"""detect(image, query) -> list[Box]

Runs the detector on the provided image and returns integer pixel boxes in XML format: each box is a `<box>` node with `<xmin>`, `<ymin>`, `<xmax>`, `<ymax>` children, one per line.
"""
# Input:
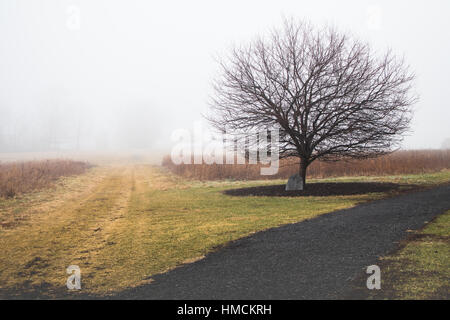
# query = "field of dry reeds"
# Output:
<box><xmin>162</xmin><ymin>150</ymin><xmax>450</xmax><ymax>181</ymax></box>
<box><xmin>0</xmin><ymin>159</ymin><xmax>91</xmax><ymax>198</ymax></box>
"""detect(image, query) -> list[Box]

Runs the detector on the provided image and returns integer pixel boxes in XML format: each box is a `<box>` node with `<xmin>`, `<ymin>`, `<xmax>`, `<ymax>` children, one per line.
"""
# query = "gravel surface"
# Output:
<box><xmin>118</xmin><ymin>184</ymin><xmax>450</xmax><ymax>299</ymax></box>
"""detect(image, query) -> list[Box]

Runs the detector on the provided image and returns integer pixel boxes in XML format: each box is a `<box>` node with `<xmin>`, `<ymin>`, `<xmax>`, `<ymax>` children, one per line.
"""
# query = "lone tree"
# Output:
<box><xmin>208</xmin><ymin>20</ymin><xmax>417</xmax><ymax>187</ymax></box>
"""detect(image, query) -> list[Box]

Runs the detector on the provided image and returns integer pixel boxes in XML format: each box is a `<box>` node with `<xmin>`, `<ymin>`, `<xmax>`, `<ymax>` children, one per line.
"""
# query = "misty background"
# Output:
<box><xmin>1</xmin><ymin>0</ymin><xmax>450</xmax><ymax>162</ymax></box>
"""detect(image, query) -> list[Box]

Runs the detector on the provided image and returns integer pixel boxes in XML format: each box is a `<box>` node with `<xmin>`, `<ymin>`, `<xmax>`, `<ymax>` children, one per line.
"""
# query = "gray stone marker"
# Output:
<box><xmin>285</xmin><ymin>173</ymin><xmax>304</xmax><ymax>191</ymax></box>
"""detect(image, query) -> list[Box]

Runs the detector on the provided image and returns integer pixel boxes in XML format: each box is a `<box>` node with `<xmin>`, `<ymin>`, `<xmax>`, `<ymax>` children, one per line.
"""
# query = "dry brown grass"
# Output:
<box><xmin>162</xmin><ymin>150</ymin><xmax>450</xmax><ymax>180</ymax></box>
<box><xmin>0</xmin><ymin>160</ymin><xmax>91</xmax><ymax>198</ymax></box>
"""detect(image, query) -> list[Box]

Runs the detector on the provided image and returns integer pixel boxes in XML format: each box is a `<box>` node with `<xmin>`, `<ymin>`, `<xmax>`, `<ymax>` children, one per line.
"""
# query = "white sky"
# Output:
<box><xmin>1</xmin><ymin>0</ymin><xmax>449</xmax><ymax>153</ymax></box>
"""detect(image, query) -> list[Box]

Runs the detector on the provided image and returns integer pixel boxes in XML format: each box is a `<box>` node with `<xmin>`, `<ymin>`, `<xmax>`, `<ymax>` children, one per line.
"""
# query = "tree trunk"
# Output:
<box><xmin>299</xmin><ymin>160</ymin><xmax>308</xmax><ymax>186</ymax></box>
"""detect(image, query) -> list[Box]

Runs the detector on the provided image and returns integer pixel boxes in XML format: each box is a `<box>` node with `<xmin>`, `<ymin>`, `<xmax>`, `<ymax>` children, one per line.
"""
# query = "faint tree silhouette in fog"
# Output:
<box><xmin>442</xmin><ymin>138</ymin><xmax>450</xmax><ymax>149</ymax></box>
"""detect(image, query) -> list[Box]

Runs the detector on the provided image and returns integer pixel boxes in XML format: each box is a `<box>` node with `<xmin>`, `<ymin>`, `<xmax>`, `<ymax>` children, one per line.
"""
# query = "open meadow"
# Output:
<box><xmin>0</xmin><ymin>153</ymin><xmax>449</xmax><ymax>298</ymax></box>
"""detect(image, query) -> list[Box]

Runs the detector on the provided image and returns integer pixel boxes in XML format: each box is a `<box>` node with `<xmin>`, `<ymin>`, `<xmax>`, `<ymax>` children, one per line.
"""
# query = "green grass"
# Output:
<box><xmin>365</xmin><ymin>210</ymin><xmax>450</xmax><ymax>299</ymax></box>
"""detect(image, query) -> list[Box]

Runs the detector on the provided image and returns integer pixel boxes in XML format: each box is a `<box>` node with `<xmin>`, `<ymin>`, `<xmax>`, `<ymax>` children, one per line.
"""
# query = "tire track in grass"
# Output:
<box><xmin>0</xmin><ymin>166</ymin><xmax>133</xmax><ymax>297</ymax></box>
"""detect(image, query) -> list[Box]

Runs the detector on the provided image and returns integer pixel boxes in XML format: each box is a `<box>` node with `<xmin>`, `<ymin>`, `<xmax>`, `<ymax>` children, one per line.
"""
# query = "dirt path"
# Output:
<box><xmin>0</xmin><ymin>166</ymin><xmax>134</xmax><ymax>296</ymax></box>
<box><xmin>117</xmin><ymin>184</ymin><xmax>450</xmax><ymax>299</ymax></box>
<box><xmin>0</xmin><ymin>164</ymin><xmax>186</xmax><ymax>297</ymax></box>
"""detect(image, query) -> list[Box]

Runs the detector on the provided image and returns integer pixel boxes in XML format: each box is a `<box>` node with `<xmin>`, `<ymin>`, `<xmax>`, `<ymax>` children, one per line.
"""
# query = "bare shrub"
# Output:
<box><xmin>162</xmin><ymin>150</ymin><xmax>450</xmax><ymax>181</ymax></box>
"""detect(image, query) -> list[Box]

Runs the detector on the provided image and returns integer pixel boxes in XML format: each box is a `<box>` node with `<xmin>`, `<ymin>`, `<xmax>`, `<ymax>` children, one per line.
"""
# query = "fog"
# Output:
<box><xmin>1</xmin><ymin>0</ymin><xmax>450</xmax><ymax>161</ymax></box>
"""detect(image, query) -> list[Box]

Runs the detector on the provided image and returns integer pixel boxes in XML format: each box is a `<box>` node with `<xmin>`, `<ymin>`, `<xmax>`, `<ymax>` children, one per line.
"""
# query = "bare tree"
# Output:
<box><xmin>207</xmin><ymin>19</ymin><xmax>417</xmax><ymax>186</ymax></box>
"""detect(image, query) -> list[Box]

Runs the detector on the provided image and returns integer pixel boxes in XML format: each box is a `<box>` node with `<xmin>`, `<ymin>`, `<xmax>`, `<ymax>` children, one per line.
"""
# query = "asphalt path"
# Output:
<box><xmin>118</xmin><ymin>184</ymin><xmax>450</xmax><ymax>299</ymax></box>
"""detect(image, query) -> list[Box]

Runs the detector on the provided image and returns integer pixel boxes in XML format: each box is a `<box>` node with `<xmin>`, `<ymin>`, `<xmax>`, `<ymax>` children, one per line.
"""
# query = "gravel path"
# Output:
<box><xmin>118</xmin><ymin>184</ymin><xmax>450</xmax><ymax>299</ymax></box>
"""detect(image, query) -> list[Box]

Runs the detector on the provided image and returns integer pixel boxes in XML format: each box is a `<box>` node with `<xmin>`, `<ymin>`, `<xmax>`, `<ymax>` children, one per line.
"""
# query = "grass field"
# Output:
<box><xmin>0</xmin><ymin>164</ymin><xmax>449</xmax><ymax>297</ymax></box>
